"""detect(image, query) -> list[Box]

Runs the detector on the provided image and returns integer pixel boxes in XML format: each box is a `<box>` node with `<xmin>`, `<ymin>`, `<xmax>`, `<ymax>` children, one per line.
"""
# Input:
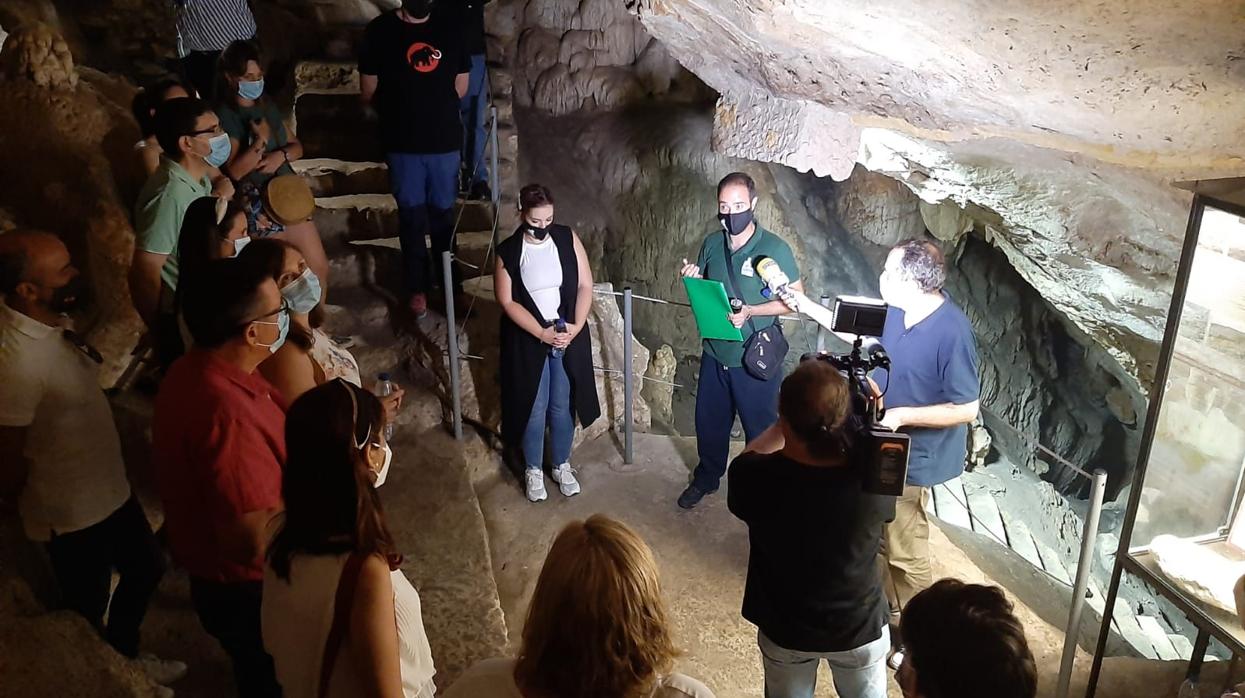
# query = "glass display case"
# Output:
<box><xmin>1088</xmin><ymin>180</ymin><xmax>1245</xmax><ymax>697</ymax></box>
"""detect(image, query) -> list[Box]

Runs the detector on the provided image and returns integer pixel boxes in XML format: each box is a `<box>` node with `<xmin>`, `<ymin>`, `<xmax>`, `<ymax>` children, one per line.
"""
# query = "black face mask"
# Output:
<box><xmin>402</xmin><ymin>0</ymin><xmax>433</xmax><ymax>18</ymax></box>
<box><xmin>524</xmin><ymin>223</ymin><xmax>549</xmax><ymax>241</ymax></box>
<box><xmin>719</xmin><ymin>209</ymin><xmax>754</xmax><ymax>237</ymax></box>
<box><xmin>46</xmin><ymin>275</ymin><xmax>90</xmax><ymax>313</ymax></box>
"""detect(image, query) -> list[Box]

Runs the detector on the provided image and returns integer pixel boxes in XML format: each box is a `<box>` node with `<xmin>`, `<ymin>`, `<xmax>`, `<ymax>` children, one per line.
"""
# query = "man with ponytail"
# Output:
<box><xmin>728</xmin><ymin>360</ymin><xmax>892</xmax><ymax>698</ymax></box>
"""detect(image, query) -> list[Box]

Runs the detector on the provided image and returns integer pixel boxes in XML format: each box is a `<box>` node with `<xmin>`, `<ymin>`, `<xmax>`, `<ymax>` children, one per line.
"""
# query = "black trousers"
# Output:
<box><xmin>45</xmin><ymin>496</ymin><xmax>164</xmax><ymax>658</ymax></box>
<box><xmin>180</xmin><ymin>50</ymin><xmax>221</xmax><ymax>101</ymax></box>
<box><xmin>190</xmin><ymin>577</ymin><xmax>282</xmax><ymax>698</ymax></box>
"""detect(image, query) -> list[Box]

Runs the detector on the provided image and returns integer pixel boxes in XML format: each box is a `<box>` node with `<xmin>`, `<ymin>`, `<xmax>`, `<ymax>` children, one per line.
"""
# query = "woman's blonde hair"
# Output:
<box><xmin>514</xmin><ymin>515</ymin><xmax>678</xmax><ymax>698</ymax></box>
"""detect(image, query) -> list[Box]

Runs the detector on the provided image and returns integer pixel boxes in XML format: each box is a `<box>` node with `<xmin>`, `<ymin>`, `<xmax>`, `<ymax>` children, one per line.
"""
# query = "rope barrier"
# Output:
<box><xmin>593</xmin><ymin>366</ymin><xmax>683</xmax><ymax>389</ymax></box>
<box><xmin>592</xmin><ymin>288</ymin><xmax>691</xmax><ymax>308</ymax></box>
<box><xmin>980</xmin><ymin>407</ymin><xmax>1095</xmax><ymax>481</ymax></box>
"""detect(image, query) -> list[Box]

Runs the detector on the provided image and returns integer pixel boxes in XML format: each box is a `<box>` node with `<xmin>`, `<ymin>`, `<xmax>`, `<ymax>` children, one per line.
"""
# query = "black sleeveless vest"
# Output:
<box><xmin>496</xmin><ymin>224</ymin><xmax>601</xmax><ymax>446</ymax></box>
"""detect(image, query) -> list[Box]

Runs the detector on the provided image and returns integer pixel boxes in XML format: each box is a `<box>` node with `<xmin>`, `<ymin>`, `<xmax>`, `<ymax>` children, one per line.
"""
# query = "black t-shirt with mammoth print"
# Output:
<box><xmin>359</xmin><ymin>10</ymin><xmax>471</xmax><ymax>154</ymax></box>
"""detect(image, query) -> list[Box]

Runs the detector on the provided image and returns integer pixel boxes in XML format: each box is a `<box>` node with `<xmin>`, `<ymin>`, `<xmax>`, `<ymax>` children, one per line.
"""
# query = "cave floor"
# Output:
<box><xmin>475</xmin><ymin>430</ymin><xmax>1242</xmax><ymax>698</ymax></box>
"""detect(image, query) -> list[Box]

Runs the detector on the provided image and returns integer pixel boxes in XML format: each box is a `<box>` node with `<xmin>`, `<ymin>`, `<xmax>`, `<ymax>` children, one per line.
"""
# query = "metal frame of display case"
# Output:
<box><xmin>1086</xmin><ymin>179</ymin><xmax>1245</xmax><ymax>696</ymax></box>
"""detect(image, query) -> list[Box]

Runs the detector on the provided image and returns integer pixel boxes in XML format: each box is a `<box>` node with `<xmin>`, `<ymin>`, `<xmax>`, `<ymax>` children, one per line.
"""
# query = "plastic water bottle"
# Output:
<box><xmin>1177</xmin><ymin>679</ymin><xmax>1197</xmax><ymax>698</ymax></box>
<box><xmin>375</xmin><ymin>373</ymin><xmax>395</xmax><ymax>441</ymax></box>
<box><xmin>550</xmin><ymin>319</ymin><xmax>568</xmax><ymax>358</ymax></box>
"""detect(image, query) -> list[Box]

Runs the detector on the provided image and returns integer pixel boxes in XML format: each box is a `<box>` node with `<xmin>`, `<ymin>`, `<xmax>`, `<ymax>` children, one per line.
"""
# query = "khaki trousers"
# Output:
<box><xmin>880</xmin><ymin>485</ymin><xmax>933</xmax><ymax>619</ymax></box>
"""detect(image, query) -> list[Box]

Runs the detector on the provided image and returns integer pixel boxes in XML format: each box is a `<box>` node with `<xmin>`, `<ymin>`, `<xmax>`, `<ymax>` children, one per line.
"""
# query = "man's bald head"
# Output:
<box><xmin>0</xmin><ymin>230</ymin><xmax>64</xmax><ymax>295</ymax></box>
<box><xmin>0</xmin><ymin>230</ymin><xmax>77</xmax><ymax>312</ymax></box>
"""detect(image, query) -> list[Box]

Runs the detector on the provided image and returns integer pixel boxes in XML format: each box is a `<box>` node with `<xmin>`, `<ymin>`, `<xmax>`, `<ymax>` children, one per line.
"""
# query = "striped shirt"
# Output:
<box><xmin>175</xmin><ymin>0</ymin><xmax>257</xmax><ymax>54</ymax></box>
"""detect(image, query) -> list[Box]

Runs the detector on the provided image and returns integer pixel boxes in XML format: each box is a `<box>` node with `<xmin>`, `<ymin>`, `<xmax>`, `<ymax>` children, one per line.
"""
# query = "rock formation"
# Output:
<box><xmin>630</xmin><ymin>0</ymin><xmax>1245</xmax><ymax>390</ymax></box>
<box><xmin>0</xmin><ymin>22</ymin><xmax>146</xmax><ymax>385</ymax></box>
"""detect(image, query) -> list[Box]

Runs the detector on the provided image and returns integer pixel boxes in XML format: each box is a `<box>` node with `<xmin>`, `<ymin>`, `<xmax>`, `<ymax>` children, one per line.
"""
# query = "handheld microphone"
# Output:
<box><xmin>753</xmin><ymin>255</ymin><xmax>789</xmax><ymax>298</ymax></box>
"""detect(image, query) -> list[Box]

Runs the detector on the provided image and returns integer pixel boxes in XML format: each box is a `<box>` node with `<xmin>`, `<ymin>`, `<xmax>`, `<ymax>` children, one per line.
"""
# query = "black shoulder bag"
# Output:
<box><xmin>721</xmin><ymin>234</ymin><xmax>788</xmax><ymax>381</ymax></box>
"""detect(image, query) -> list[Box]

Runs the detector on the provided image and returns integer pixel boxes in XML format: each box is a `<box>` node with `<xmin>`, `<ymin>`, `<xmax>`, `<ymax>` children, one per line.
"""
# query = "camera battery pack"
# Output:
<box><xmin>864</xmin><ymin>430</ymin><xmax>910</xmax><ymax>497</ymax></box>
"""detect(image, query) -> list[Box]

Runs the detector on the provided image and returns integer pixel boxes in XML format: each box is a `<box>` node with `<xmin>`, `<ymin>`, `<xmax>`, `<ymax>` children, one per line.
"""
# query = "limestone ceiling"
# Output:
<box><xmin>637</xmin><ymin>0</ymin><xmax>1245</xmax><ymax>176</ymax></box>
<box><xmin>632</xmin><ymin>0</ymin><xmax>1245</xmax><ymax>385</ymax></box>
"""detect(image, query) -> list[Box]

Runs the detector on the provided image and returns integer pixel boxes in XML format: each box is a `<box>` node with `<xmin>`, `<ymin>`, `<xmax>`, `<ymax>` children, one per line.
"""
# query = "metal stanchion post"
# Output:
<box><xmin>489</xmin><ymin>106</ymin><xmax>500</xmax><ymax>208</ymax></box>
<box><xmin>443</xmin><ymin>251</ymin><xmax>463</xmax><ymax>440</ymax></box>
<box><xmin>623</xmin><ymin>287</ymin><xmax>634</xmax><ymax>465</ymax></box>
<box><xmin>489</xmin><ymin>107</ymin><xmax>501</xmax><ymax>248</ymax></box>
<box><xmin>1056</xmin><ymin>468</ymin><xmax>1109</xmax><ymax>698</ymax></box>
<box><xmin>817</xmin><ymin>294</ymin><xmax>831</xmax><ymax>352</ymax></box>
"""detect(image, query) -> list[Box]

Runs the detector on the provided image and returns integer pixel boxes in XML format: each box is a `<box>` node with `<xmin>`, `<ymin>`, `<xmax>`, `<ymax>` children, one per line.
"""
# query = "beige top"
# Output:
<box><xmin>443</xmin><ymin>658</ymin><xmax>715</xmax><ymax>698</ymax></box>
<box><xmin>309</xmin><ymin>328</ymin><xmax>361</xmax><ymax>387</ymax></box>
<box><xmin>262</xmin><ymin>553</ymin><xmax>436</xmax><ymax>698</ymax></box>
<box><xmin>0</xmin><ymin>305</ymin><xmax>130</xmax><ymax>541</ymax></box>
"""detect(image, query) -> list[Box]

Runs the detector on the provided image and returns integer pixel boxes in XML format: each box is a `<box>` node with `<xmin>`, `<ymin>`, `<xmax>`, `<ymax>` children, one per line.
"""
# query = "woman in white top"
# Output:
<box><xmin>494</xmin><ymin>184</ymin><xmax>601</xmax><ymax>503</ymax></box>
<box><xmin>444</xmin><ymin>515</ymin><xmax>715</xmax><ymax>698</ymax></box>
<box><xmin>263</xmin><ymin>379</ymin><xmax>435</xmax><ymax>698</ymax></box>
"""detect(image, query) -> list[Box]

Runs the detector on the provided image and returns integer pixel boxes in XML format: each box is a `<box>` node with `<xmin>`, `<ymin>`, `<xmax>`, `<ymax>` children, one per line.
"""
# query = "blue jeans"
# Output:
<box><xmin>523</xmin><ymin>353</ymin><xmax>574</xmax><ymax>471</ymax></box>
<box><xmin>758</xmin><ymin>627</ymin><xmax>890</xmax><ymax>698</ymax></box>
<box><xmin>386</xmin><ymin>151</ymin><xmax>461</xmax><ymax>294</ymax></box>
<box><xmin>691</xmin><ymin>352</ymin><xmax>782</xmax><ymax>492</ymax></box>
<box><xmin>460</xmin><ymin>54</ymin><xmax>490</xmax><ymax>186</ymax></box>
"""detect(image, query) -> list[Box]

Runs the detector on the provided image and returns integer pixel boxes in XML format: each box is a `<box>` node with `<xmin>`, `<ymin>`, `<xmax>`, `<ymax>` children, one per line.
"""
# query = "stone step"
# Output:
<box><xmin>294</xmin><ymin>59</ymin><xmax>360</xmax><ymax>96</ymax></box>
<box><xmin>347</xmin><ymin>231</ymin><xmax>494</xmax><ymax>281</ymax></box>
<box><xmin>462</xmin><ymin>273</ymin><xmax>498</xmax><ymax>305</ymax></box>
<box><xmin>296</xmin><ymin>158</ymin><xmax>389</xmax><ymax>197</ymax></box>
<box><xmin>316</xmin><ymin>194</ymin><xmax>499</xmax><ymax>250</ymax></box>
<box><xmin>315</xmin><ymin>194</ymin><xmax>399</xmax><ymax>248</ymax></box>
<box><xmin>294</xmin><ymin>94</ymin><xmax>517</xmax><ymax>178</ymax></box>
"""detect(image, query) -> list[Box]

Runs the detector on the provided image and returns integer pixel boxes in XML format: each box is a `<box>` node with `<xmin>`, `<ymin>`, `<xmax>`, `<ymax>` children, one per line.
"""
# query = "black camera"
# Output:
<box><xmin>801</xmin><ymin>296</ymin><xmax>910</xmax><ymax>498</ymax></box>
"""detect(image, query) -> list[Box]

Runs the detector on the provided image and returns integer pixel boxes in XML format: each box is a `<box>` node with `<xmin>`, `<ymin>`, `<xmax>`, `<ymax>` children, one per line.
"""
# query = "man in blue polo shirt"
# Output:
<box><xmin>875</xmin><ymin>238</ymin><xmax>980</xmax><ymax>665</ymax></box>
<box><xmin>676</xmin><ymin>172</ymin><xmax>803</xmax><ymax>509</ymax></box>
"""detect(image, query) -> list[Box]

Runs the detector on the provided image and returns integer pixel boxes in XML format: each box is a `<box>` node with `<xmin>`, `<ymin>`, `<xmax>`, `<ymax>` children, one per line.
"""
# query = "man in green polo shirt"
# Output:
<box><xmin>677</xmin><ymin>172</ymin><xmax>804</xmax><ymax>509</ymax></box>
<box><xmin>129</xmin><ymin>97</ymin><xmax>233</xmax><ymax>366</ymax></box>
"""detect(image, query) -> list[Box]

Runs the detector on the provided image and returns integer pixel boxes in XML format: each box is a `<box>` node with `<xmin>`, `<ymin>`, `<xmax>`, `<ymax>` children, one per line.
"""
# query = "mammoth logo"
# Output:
<box><xmin>406</xmin><ymin>42</ymin><xmax>442</xmax><ymax>73</ymax></box>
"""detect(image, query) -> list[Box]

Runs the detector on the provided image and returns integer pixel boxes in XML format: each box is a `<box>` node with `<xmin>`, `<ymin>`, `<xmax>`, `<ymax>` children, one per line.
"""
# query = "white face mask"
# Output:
<box><xmin>232</xmin><ymin>236</ymin><xmax>251</xmax><ymax>257</ymax></box>
<box><xmin>371</xmin><ymin>442</ymin><xmax>393</xmax><ymax>487</ymax></box>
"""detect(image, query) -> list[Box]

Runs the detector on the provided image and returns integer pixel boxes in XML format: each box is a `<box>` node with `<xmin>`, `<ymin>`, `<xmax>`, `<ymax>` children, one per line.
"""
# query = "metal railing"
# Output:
<box><xmin>437</xmin><ymin>255</ymin><xmax>1106</xmax><ymax>698</ymax></box>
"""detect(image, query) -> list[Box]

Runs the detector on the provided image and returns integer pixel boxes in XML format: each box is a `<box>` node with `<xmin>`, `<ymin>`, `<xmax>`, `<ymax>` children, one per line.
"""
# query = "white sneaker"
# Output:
<box><xmin>136</xmin><ymin>654</ymin><xmax>188</xmax><ymax>685</ymax></box>
<box><xmin>525</xmin><ymin>470</ymin><xmax>548</xmax><ymax>502</ymax></box>
<box><xmin>551</xmin><ymin>463</ymin><xmax>581</xmax><ymax>497</ymax></box>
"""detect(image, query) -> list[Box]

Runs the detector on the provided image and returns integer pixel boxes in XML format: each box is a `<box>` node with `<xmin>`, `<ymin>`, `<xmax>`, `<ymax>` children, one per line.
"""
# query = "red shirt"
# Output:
<box><xmin>153</xmin><ymin>349</ymin><xmax>286</xmax><ymax>583</ymax></box>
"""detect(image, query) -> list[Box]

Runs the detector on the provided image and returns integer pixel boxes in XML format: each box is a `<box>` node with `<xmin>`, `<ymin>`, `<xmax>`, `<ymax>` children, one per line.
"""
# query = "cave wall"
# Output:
<box><xmin>0</xmin><ymin>22</ymin><xmax>149</xmax><ymax>384</ymax></box>
<box><xmin>946</xmin><ymin>236</ymin><xmax>1144</xmax><ymax>496</ymax></box>
<box><xmin>489</xmin><ymin>0</ymin><xmax>1149</xmax><ymax>492</ymax></box>
<box><xmin>630</xmin><ymin>0</ymin><xmax>1244</xmax><ymax>395</ymax></box>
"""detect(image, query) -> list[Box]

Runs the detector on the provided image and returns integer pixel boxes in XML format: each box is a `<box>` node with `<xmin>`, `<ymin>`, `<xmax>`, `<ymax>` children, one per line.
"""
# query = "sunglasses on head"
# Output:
<box><xmin>63</xmin><ymin>330</ymin><xmax>103</xmax><ymax>364</ymax></box>
<box><xmin>335</xmin><ymin>378</ymin><xmax>373</xmax><ymax>450</ymax></box>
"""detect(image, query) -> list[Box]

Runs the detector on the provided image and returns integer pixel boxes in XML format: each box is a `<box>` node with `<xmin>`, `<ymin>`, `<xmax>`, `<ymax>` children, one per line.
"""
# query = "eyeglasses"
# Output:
<box><xmin>189</xmin><ymin>125</ymin><xmax>224</xmax><ymax>138</ymax></box>
<box><xmin>63</xmin><ymin>330</ymin><xmax>103</xmax><ymax>364</ymax></box>
<box><xmin>336</xmin><ymin>378</ymin><xmax>372</xmax><ymax>450</ymax></box>
<box><xmin>243</xmin><ymin>298</ymin><xmax>291</xmax><ymax>326</ymax></box>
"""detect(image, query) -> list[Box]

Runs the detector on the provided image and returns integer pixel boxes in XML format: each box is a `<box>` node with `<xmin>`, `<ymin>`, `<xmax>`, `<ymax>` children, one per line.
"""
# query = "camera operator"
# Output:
<box><xmin>676</xmin><ymin>172</ymin><xmax>802</xmax><ymax>510</ymax></box>
<box><xmin>727</xmin><ymin>360</ymin><xmax>891</xmax><ymax>698</ymax></box>
<box><xmin>875</xmin><ymin>239</ymin><xmax>980</xmax><ymax>665</ymax></box>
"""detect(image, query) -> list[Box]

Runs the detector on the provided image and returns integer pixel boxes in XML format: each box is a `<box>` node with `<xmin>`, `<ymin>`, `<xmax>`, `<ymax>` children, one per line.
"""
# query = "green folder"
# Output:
<box><xmin>683</xmin><ymin>277</ymin><xmax>744</xmax><ymax>341</ymax></box>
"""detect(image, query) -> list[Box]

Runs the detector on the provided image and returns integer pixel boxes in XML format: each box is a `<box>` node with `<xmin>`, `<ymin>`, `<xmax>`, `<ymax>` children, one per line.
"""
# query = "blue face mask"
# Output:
<box><xmin>255</xmin><ymin>309</ymin><xmax>290</xmax><ymax>353</ymax></box>
<box><xmin>238</xmin><ymin>78</ymin><xmax>264</xmax><ymax>101</ymax></box>
<box><xmin>205</xmin><ymin>133</ymin><xmax>232</xmax><ymax>168</ymax></box>
<box><xmin>281</xmin><ymin>268</ymin><xmax>322</xmax><ymax>314</ymax></box>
